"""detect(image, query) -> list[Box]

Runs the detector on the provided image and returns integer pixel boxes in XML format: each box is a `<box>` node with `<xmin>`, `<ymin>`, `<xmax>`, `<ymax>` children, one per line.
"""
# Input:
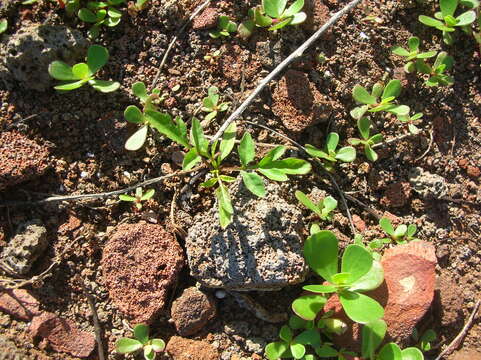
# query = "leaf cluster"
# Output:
<box><xmin>295</xmin><ymin>191</ymin><xmax>337</xmax><ymax>221</ymax></box>
<box><xmin>305</xmin><ymin>132</ymin><xmax>356</xmax><ymax>170</ymax></box>
<box><xmin>348</xmin><ymin>117</ymin><xmax>383</xmax><ymax>162</ymax></box>
<box><xmin>115</xmin><ymin>324</ymin><xmax>165</xmax><ymax>360</ymax></box>
<box><xmin>209</xmin><ymin>15</ymin><xmax>237</xmax><ymax>38</ymax></box>
<box><xmin>201</xmin><ymin>86</ymin><xmax>229</xmax><ymax>124</ymax></box>
<box><xmin>118</xmin><ymin>187</ymin><xmax>155</xmax><ymax>210</ymax></box>
<box><xmin>378</xmin><ymin>217</ymin><xmax>419</xmax><ymax>244</ymax></box>
<box><xmin>78</xmin><ymin>0</ymin><xmax>125</xmax><ymax>39</ymax></box>
<box><xmin>415</xmin><ymin>51</ymin><xmax>454</xmax><ymax>87</ymax></box>
<box><xmin>48</xmin><ymin>45</ymin><xmax>120</xmax><ymax>92</ymax></box>
<box><xmin>391</xmin><ymin>37</ymin><xmax>437</xmax><ymax>73</ymax></box>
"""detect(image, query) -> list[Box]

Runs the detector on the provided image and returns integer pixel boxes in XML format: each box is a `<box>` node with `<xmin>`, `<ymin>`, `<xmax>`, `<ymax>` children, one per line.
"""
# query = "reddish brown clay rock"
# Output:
<box><xmin>192</xmin><ymin>7</ymin><xmax>218</xmax><ymax>30</ymax></box>
<box><xmin>323</xmin><ymin>241</ymin><xmax>436</xmax><ymax>350</ymax></box>
<box><xmin>0</xmin><ymin>131</ymin><xmax>50</xmax><ymax>190</ymax></box>
<box><xmin>101</xmin><ymin>223</ymin><xmax>184</xmax><ymax>324</ymax></box>
<box><xmin>29</xmin><ymin>312</ymin><xmax>96</xmax><ymax>358</ymax></box>
<box><xmin>381</xmin><ymin>182</ymin><xmax>412</xmax><ymax>208</ymax></box>
<box><xmin>303</xmin><ymin>0</ymin><xmax>332</xmax><ymax>33</ymax></box>
<box><xmin>171</xmin><ymin>287</ymin><xmax>217</xmax><ymax>336</ymax></box>
<box><xmin>0</xmin><ymin>289</ymin><xmax>41</xmax><ymax>321</ymax></box>
<box><xmin>272</xmin><ymin>70</ymin><xmax>331</xmax><ymax>136</ymax></box>
<box><xmin>166</xmin><ymin>336</ymin><xmax>219</xmax><ymax>360</ymax></box>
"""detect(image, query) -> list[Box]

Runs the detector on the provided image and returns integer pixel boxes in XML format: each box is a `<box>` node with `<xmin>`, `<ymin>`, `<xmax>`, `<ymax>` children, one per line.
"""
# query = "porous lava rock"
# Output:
<box><xmin>185</xmin><ymin>178</ymin><xmax>307</xmax><ymax>291</ymax></box>
<box><xmin>323</xmin><ymin>241</ymin><xmax>436</xmax><ymax>351</ymax></box>
<box><xmin>166</xmin><ymin>336</ymin><xmax>219</xmax><ymax>360</ymax></box>
<box><xmin>408</xmin><ymin>167</ymin><xmax>447</xmax><ymax>198</ymax></box>
<box><xmin>0</xmin><ymin>289</ymin><xmax>41</xmax><ymax>321</ymax></box>
<box><xmin>0</xmin><ymin>131</ymin><xmax>50</xmax><ymax>191</ymax></box>
<box><xmin>381</xmin><ymin>181</ymin><xmax>412</xmax><ymax>208</ymax></box>
<box><xmin>0</xmin><ymin>220</ymin><xmax>48</xmax><ymax>276</ymax></box>
<box><xmin>29</xmin><ymin>312</ymin><xmax>96</xmax><ymax>358</ymax></box>
<box><xmin>272</xmin><ymin>70</ymin><xmax>331</xmax><ymax>136</ymax></box>
<box><xmin>191</xmin><ymin>7</ymin><xmax>218</xmax><ymax>30</ymax></box>
<box><xmin>171</xmin><ymin>287</ymin><xmax>217</xmax><ymax>336</ymax></box>
<box><xmin>101</xmin><ymin>223</ymin><xmax>184</xmax><ymax>324</ymax></box>
<box><xmin>1</xmin><ymin>24</ymin><xmax>88</xmax><ymax>90</ymax></box>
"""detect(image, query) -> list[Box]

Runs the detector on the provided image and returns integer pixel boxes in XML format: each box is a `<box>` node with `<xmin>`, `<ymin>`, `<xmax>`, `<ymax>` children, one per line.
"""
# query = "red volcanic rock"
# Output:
<box><xmin>0</xmin><ymin>289</ymin><xmax>41</xmax><ymax>321</ymax></box>
<box><xmin>29</xmin><ymin>312</ymin><xmax>96</xmax><ymax>358</ymax></box>
<box><xmin>192</xmin><ymin>7</ymin><xmax>218</xmax><ymax>30</ymax></box>
<box><xmin>381</xmin><ymin>182</ymin><xmax>412</xmax><ymax>208</ymax></box>
<box><xmin>101</xmin><ymin>223</ymin><xmax>184</xmax><ymax>324</ymax></box>
<box><xmin>166</xmin><ymin>336</ymin><xmax>219</xmax><ymax>360</ymax></box>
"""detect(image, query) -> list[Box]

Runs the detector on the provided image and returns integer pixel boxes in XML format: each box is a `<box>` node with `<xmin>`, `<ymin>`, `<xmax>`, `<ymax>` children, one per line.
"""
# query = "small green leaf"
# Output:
<box><xmin>305</xmin><ymin>144</ymin><xmax>333</xmax><ymax>162</ymax></box>
<box><xmin>358</xmin><ymin>117</ymin><xmax>371</xmax><ymax>140</ymax></box>
<box><xmin>284</xmin><ymin>0</ymin><xmax>304</xmax><ymax>17</ymax></box>
<box><xmin>349</xmin><ymin>259</ymin><xmax>384</xmax><ymax>292</ymax></box>
<box><xmin>78</xmin><ymin>7</ymin><xmax>98</xmax><ymax>22</ymax></box>
<box><xmin>315</xmin><ymin>344</ymin><xmax>339</xmax><ymax>357</ymax></box>
<box><xmin>279</xmin><ymin>325</ymin><xmax>293</xmax><ymax>342</ymax></box>
<box><xmin>294</xmin><ymin>329</ymin><xmax>320</xmax><ymax>346</ymax></box>
<box><xmin>191</xmin><ymin>118</ymin><xmax>209</xmax><ymax>156</ymax></box>
<box><xmin>339</xmin><ymin>291</ymin><xmax>384</xmax><ymax>323</ymax></box>
<box><xmin>295</xmin><ymin>191</ymin><xmax>321</xmax><ymax>216</ymax></box>
<box><xmin>331</xmin><ymin>272</ymin><xmax>351</xmax><ymax>285</ymax></box>
<box><xmin>341</xmin><ymin>244</ymin><xmax>373</xmax><ymax>284</ymax></box>
<box><xmin>261</xmin><ymin>158</ymin><xmax>311</xmax><ymax>175</ymax></box>
<box><xmin>440</xmin><ymin>0</ymin><xmax>457</xmax><ymax>18</ymax></box>
<box><xmin>289</xmin><ymin>315</ymin><xmax>307</xmax><ymax>330</ymax></box>
<box><xmin>125</xmin><ymin>125</ymin><xmax>148</xmax><ymax>151</ymax></box>
<box><xmin>0</xmin><ymin>19</ymin><xmax>8</xmax><ymax>34</ymax></box>
<box><xmin>292</xmin><ymin>294</ymin><xmax>327</xmax><ymax>321</ymax></box>
<box><xmin>87</xmin><ymin>44</ymin><xmax>109</xmax><ymax>75</ymax></box>
<box><xmin>353</xmin><ymin>85</ymin><xmax>377</xmax><ymax>105</ymax></box>
<box><xmin>418</xmin><ymin>15</ymin><xmax>444</xmax><ymax>28</ymax></box>
<box><xmin>326</xmin><ymin>132</ymin><xmax>339</xmax><ymax>153</ymax></box>
<box><xmin>362</xmin><ymin>319</ymin><xmax>387</xmax><ymax>359</ymax></box>
<box><xmin>401</xmin><ymin>347</ymin><xmax>424</xmax><ymax>360</ymax></box>
<box><xmin>269</xmin><ymin>16</ymin><xmax>294</xmax><ymax>31</ymax></box>
<box><xmin>108</xmin><ymin>7</ymin><xmax>122</xmax><ymax>18</ymax></box>
<box><xmin>182</xmin><ymin>148</ymin><xmax>202</xmax><ymax>171</ymax></box>
<box><xmin>238</xmin><ymin>132</ymin><xmax>255</xmax><ymax>167</ymax></box>
<box><xmin>146</xmin><ymin>110</ymin><xmax>189</xmax><ymax>148</ymax></box>
<box><xmin>141</xmin><ymin>189</ymin><xmax>155</xmax><ymax>201</ymax></box>
<box><xmin>89</xmin><ymin>79</ymin><xmax>120</xmax><ymax>93</ymax></box>
<box><xmin>219</xmin><ymin>122</ymin><xmax>236</xmax><ymax>161</ymax></box>
<box><xmin>335</xmin><ymin>146</ymin><xmax>356</xmax><ymax>162</ymax></box>
<box><xmin>364</xmin><ymin>144</ymin><xmax>378</xmax><ymax>162</ymax></box>
<box><xmin>378</xmin><ymin>343</ymin><xmax>402</xmax><ymax>360</ymax></box>
<box><xmin>304</xmin><ymin>230</ymin><xmax>338</xmax><ymax>282</ymax></box>
<box><xmin>255</xmin><ymin>6</ymin><xmax>273</xmax><ymax>27</ymax></box>
<box><xmin>387</xmin><ymin>105</ymin><xmax>410</xmax><ymax>117</ymax></box>
<box><xmin>380</xmin><ymin>217</ymin><xmax>395</xmax><ymax>236</ymax></box>
<box><xmin>321</xmin><ymin>196</ymin><xmax>337</xmax><ymax>215</ymax></box>
<box><xmin>265</xmin><ymin>342</ymin><xmax>289</xmax><ymax>360</ymax></box>
<box><xmin>371</xmin><ymin>83</ymin><xmax>384</xmax><ymax>98</ymax></box>
<box><xmin>258</xmin><ymin>168</ymin><xmax>288</xmax><ymax>181</ymax></box>
<box><xmin>241</xmin><ymin>171</ymin><xmax>266</xmax><ymax>197</ymax></box>
<box><xmin>216</xmin><ymin>183</ymin><xmax>233</xmax><ymax>228</ymax></box>
<box><xmin>48</xmin><ymin>61</ymin><xmax>76</xmax><ymax>81</ymax></box>
<box><xmin>124</xmin><ymin>105</ymin><xmax>144</xmax><ymax>124</ymax></box>
<box><xmin>456</xmin><ymin>10</ymin><xmax>476</xmax><ymax>25</ymax></box>
<box><xmin>144</xmin><ymin>345</ymin><xmax>155</xmax><ymax>360</ymax></box>
<box><xmin>119</xmin><ymin>194</ymin><xmax>136</xmax><ymax>201</ymax></box>
<box><xmin>132</xmin><ymin>82</ymin><xmax>148</xmax><ymax>102</ymax></box>
<box><xmin>200</xmin><ymin>178</ymin><xmax>218</xmax><ymax>188</ymax></box>
<box><xmin>133</xmin><ymin>324</ymin><xmax>149</xmax><ymax>345</ymax></box>
<box><xmin>350</xmin><ymin>105</ymin><xmax>369</xmax><ymax>120</ymax></box>
<box><xmin>151</xmin><ymin>338</ymin><xmax>165</xmax><ymax>352</ymax></box>
<box><xmin>54</xmin><ymin>79</ymin><xmax>88</xmax><ymax>91</ymax></box>
<box><xmin>381</xmin><ymin>79</ymin><xmax>401</xmax><ymax>100</ymax></box>
<box><xmin>115</xmin><ymin>338</ymin><xmax>143</xmax><ymax>354</ymax></box>
<box><xmin>263</xmin><ymin>0</ymin><xmax>287</xmax><ymax>18</ymax></box>
<box><xmin>408</xmin><ymin>36</ymin><xmax>420</xmax><ymax>52</ymax></box>
<box><xmin>302</xmin><ymin>284</ymin><xmax>337</xmax><ymax>293</ymax></box>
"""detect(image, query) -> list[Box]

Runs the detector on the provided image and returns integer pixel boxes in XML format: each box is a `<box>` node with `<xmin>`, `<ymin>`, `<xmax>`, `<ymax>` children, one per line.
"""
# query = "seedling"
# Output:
<box><xmin>115</xmin><ymin>324</ymin><xmax>165</xmax><ymax>360</ymax></box>
<box><xmin>118</xmin><ymin>187</ymin><xmax>155</xmax><ymax>210</ymax></box>
<box><xmin>209</xmin><ymin>15</ymin><xmax>237</xmax><ymax>38</ymax></box>
<box><xmin>379</xmin><ymin>217</ymin><xmax>419</xmax><ymax>244</ymax></box>
<box><xmin>124</xmin><ymin>81</ymin><xmax>167</xmax><ymax>151</ymax></box>
<box><xmin>201</xmin><ymin>86</ymin><xmax>229</xmax><ymax>124</ymax></box>
<box><xmin>77</xmin><ymin>0</ymin><xmax>125</xmax><ymax>39</ymax></box>
<box><xmin>391</xmin><ymin>37</ymin><xmax>437</xmax><ymax>73</ymax></box>
<box><xmin>412</xmin><ymin>328</ymin><xmax>437</xmax><ymax>352</ymax></box>
<box><xmin>351</xmin><ymin>80</ymin><xmax>410</xmax><ymax>120</ymax></box>
<box><xmin>48</xmin><ymin>45</ymin><xmax>120</xmax><ymax>93</ymax></box>
<box><xmin>299</xmin><ymin>230</ymin><xmax>385</xmax><ymax>324</ymax></box>
<box><xmin>254</xmin><ymin>0</ymin><xmax>307</xmax><ymax>31</ymax></box>
<box><xmin>0</xmin><ymin>19</ymin><xmax>7</xmax><ymax>34</ymax></box>
<box><xmin>305</xmin><ymin>132</ymin><xmax>356</xmax><ymax>170</ymax></box>
<box><xmin>419</xmin><ymin>0</ymin><xmax>478</xmax><ymax>45</ymax></box>
<box><xmin>348</xmin><ymin>117</ymin><xmax>383</xmax><ymax>162</ymax></box>
<box><xmin>415</xmin><ymin>51</ymin><xmax>454</xmax><ymax>87</ymax></box>
<box><xmin>398</xmin><ymin>112</ymin><xmax>423</xmax><ymax>134</ymax></box>
<box><xmin>295</xmin><ymin>190</ymin><xmax>338</xmax><ymax>221</ymax></box>
<box><xmin>204</xmin><ymin>49</ymin><xmax>222</xmax><ymax>64</ymax></box>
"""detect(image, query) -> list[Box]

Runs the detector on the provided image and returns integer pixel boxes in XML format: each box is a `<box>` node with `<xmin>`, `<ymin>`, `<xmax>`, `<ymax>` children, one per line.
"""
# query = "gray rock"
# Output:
<box><xmin>408</xmin><ymin>167</ymin><xmax>447</xmax><ymax>198</ymax></box>
<box><xmin>245</xmin><ymin>337</ymin><xmax>266</xmax><ymax>354</ymax></box>
<box><xmin>1</xmin><ymin>220</ymin><xmax>48</xmax><ymax>275</ymax></box>
<box><xmin>186</xmin><ymin>178</ymin><xmax>307</xmax><ymax>291</ymax></box>
<box><xmin>1</xmin><ymin>24</ymin><xmax>88</xmax><ymax>90</ymax></box>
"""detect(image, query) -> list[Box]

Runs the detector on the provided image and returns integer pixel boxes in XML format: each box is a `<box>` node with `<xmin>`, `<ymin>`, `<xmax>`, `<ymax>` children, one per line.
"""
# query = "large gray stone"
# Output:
<box><xmin>1</xmin><ymin>24</ymin><xmax>88</xmax><ymax>90</ymax></box>
<box><xmin>186</xmin><ymin>178</ymin><xmax>307</xmax><ymax>291</ymax></box>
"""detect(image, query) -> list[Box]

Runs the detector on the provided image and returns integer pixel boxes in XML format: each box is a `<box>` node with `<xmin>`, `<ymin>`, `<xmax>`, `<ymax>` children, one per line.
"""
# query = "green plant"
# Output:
<box><xmin>123</xmin><ymin>81</ymin><xmax>168</xmax><ymax>151</ymax></box>
<box><xmin>295</xmin><ymin>191</ymin><xmax>338</xmax><ymax>221</ymax></box>
<box><xmin>204</xmin><ymin>49</ymin><xmax>222</xmax><ymax>64</ymax></box>
<box><xmin>398</xmin><ymin>112</ymin><xmax>423</xmax><ymax>135</ymax></box>
<box><xmin>391</xmin><ymin>37</ymin><xmax>437</xmax><ymax>73</ymax></box>
<box><xmin>350</xmin><ymin>80</ymin><xmax>410</xmax><ymax>121</ymax></box>
<box><xmin>415</xmin><ymin>51</ymin><xmax>454</xmax><ymax>87</ymax></box>
<box><xmin>412</xmin><ymin>328</ymin><xmax>437</xmax><ymax>352</ymax></box>
<box><xmin>48</xmin><ymin>45</ymin><xmax>120</xmax><ymax>92</ymax></box>
<box><xmin>254</xmin><ymin>0</ymin><xmax>307</xmax><ymax>31</ymax></box>
<box><xmin>119</xmin><ymin>187</ymin><xmax>155</xmax><ymax>210</ymax></box>
<box><xmin>0</xmin><ymin>19</ymin><xmax>7</xmax><ymax>34</ymax></box>
<box><xmin>378</xmin><ymin>217</ymin><xmax>419</xmax><ymax>244</ymax></box>
<box><xmin>348</xmin><ymin>117</ymin><xmax>383</xmax><ymax>162</ymax></box>
<box><xmin>201</xmin><ymin>86</ymin><xmax>229</xmax><ymax>125</ymax></box>
<box><xmin>305</xmin><ymin>132</ymin><xmax>356</xmax><ymax>170</ymax></box>
<box><xmin>209</xmin><ymin>15</ymin><xmax>237</xmax><ymax>38</ymax></box>
<box><xmin>134</xmin><ymin>0</ymin><xmax>150</xmax><ymax>10</ymax></box>
<box><xmin>78</xmin><ymin>0</ymin><xmax>125</xmax><ymax>39</ymax></box>
<box><xmin>418</xmin><ymin>0</ymin><xmax>478</xmax><ymax>45</ymax></box>
<box><xmin>115</xmin><ymin>324</ymin><xmax>165</xmax><ymax>360</ymax></box>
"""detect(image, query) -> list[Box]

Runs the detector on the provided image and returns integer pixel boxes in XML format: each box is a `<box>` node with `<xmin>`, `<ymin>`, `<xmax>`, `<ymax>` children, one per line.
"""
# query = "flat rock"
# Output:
<box><xmin>29</xmin><ymin>312</ymin><xmax>96</xmax><ymax>358</ymax></box>
<box><xmin>191</xmin><ymin>7</ymin><xmax>218</xmax><ymax>30</ymax></box>
<box><xmin>171</xmin><ymin>287</ymin><xmax>217</xmax><ymax>336</ymax></box>
<box><xmin>101</xmin><ymin>223</ymin><xmax>184</xmax><ymax>324</ymax></box>
<box><xmin>0</xmin><ymin>132</ymin><xmax>50</xmax><ymax>191</ymax></box>
<box><xmin>166</xmin><ymin>336</ymin><xmax>218</xmax><ymax>360</ymax></box>
<box><xmin>408</xmin><ymin>167</ymin><xmax>447</xmax><ymax>199</ymax></box>
<box><xmin>1</xmin><ymin>220</ymin><xmax>48</xmax><ymax>276</ymax></box>
<box><xmin>186</xmin><ymin>178</ymin><xmax>307</xmax><ymax>291</ymax></box>
<box><xmin>272</xmin><ymin>70</ymin><xmax>331</xmax><ymax>137</ymax></box>
<box><xmin>0</xmin><ymin>289</ymin><xmax>41</xmax><ymax>321</ymax></box>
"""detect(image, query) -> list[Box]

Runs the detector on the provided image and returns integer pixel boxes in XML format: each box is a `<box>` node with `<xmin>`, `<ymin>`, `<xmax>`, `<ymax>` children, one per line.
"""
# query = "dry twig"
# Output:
<box><xmin>81</xmin><ymin>282</ymin><xmax>106</xmax><ymax>360</ymax></box>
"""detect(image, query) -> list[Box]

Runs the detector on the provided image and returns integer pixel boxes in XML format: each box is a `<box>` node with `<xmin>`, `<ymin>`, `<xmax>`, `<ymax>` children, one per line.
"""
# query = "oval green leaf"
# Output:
<box><xmin>339</xmin><ymin>291</ymin><xmax>384</xmax><ymax>323</ymax></box>
<box><xmin>292</xmin><ymin>294</ymin><xmax>327</xmax><ymax>321</ymax></box>
<box><xmin>303</xmin><ymin>230</ymin><xmax>338</xmax><ymax>282</ymax></box>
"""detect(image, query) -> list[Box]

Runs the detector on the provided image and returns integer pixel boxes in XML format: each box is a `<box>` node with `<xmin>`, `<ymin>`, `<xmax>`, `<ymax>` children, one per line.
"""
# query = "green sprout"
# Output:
<box><xmin>204</xmin><ymin>49</ymin><xmax>222</xmax><ymax>64</ymax></box>
<box><xmin>412</xmin><ymin>328</ymin><xmax>437</xmax><ymax>352</ymax></box>
<box><xmin>391</xmin><ymin>37</ymin><xmax>437</xmax><ymax>73</ymax></box>
<box><xmin>118</xmin><ymin>187</ymin><xmax>155</xmax><ymax>210</ymax></box>
<box><xmin>0</xmin><ymin>19</ymin><xmax>7</xmax><ymax>34</ymax></box>
<box><xmin>305</xmin><ymin>132</ymin><xmax>356</xmax><ymax>170</ymax></box>
<box><xmin>415</xmin><ymin>51</ymin><xmax>454</xmax><ymax>87</ymax></box>
<box><xmin>209</xmin><ymin>15</ymin><xmax>237</xmax><ymax>38</ymax></box>
<box><xmin>255</xmin><ymin>0</ymin><xmax>307</xmax><ymax>31</ymax></box>
<box><xmin>123</xmin><ymin>81</ymin><xmax>168</xmax><ymax>151</ymax></box>
<box><xmin>348</xmin><ymin>117</ymin><xmax>383</xmax><ymax>162</ymax></box>
<box><xmin>48</xmin><ymin>45</ymin><xmax>120</xmax><ymax>93</ymax></box>
<box><xmin>418</xmin><ymin>0</ymin><xmax>478</xmax><ymax>45</ymax></box>
<box><xmin>77</xmin><ymin>0</ymin><xmax>125</xmax><ymax>39</ymax></box>
<box><xmin>115</xmin><ymin>324</ymin><xmax>165</xmax><ymax>360</ymax></box>
<box><xmin>398</xmin><ymin>112</ymin><xmax>423</xmax><ymax>135</ymax></box>
<box><xmin>295</xmin><ymin>190</ymin><xmax>338</xmax><ymax>221</ymax></box>
<box><xmin>350</xmin><ymin>80</ymin><xmax>410</xmax><ymax>120</ymax></box>
<box><xmin>378</xmin><ymin>217</ymin><xmax>419</xmax><ymax>244</ymax></box>
<box><xmin>201</xmin><ymin>86</ymin><xmax>229</xmax><ymax>125</ymax></box>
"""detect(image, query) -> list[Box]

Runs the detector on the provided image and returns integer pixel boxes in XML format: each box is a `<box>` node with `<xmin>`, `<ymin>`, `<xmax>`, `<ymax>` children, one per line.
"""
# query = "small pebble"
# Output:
<box><xmin>215</xmin><ymin>290</ymin><xmax>227</xmax><ymax>299</ymax></box>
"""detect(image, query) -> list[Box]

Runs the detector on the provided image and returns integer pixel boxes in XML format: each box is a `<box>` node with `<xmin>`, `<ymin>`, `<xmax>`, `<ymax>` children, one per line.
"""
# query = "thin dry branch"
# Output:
<box><xmin>210</xmin><ymin>0</ymin><xmax>364</xmax><ymax>144</ymax></box>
